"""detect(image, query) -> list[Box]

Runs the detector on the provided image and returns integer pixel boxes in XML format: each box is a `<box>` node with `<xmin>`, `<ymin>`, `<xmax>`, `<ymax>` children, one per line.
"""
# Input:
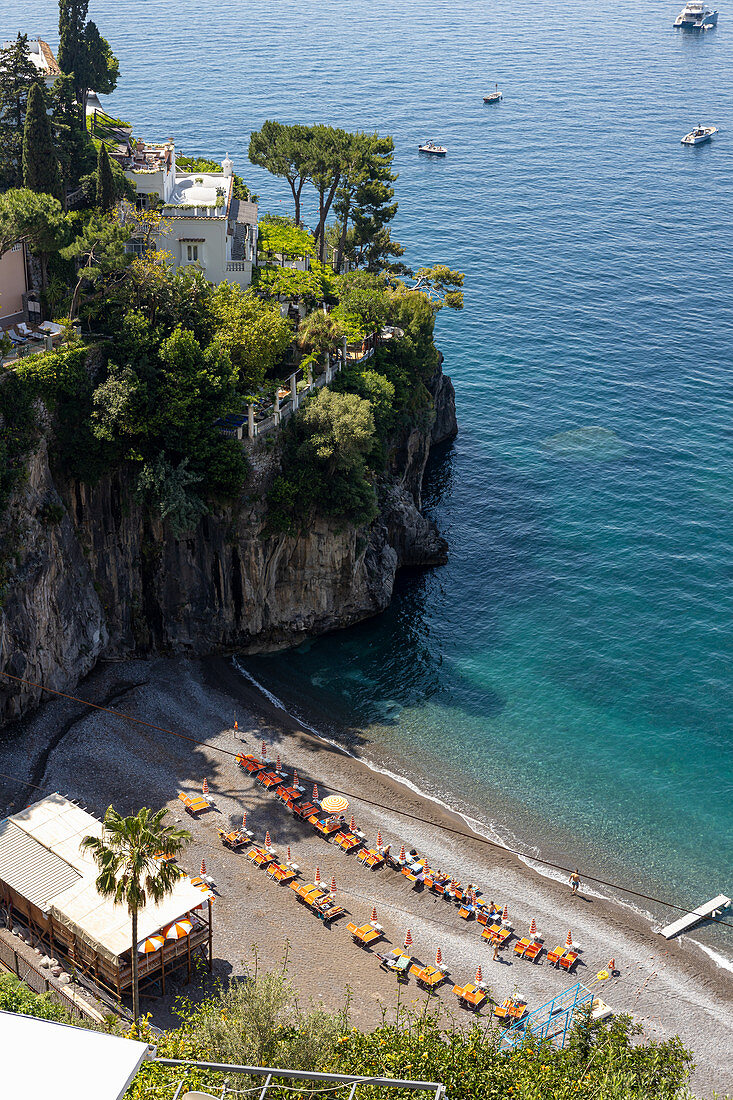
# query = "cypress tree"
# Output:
<box><xmin>22</xmin><ymin>82</ymin><xmax>63</xmax><ymax>199</ymax></box>
<box><xmin>95</xmin><ymin>142</ymin><xmax>114</xmax><ymax>211</ymax></box>
<box><xmin>0</xmin><ymin>34</ymin><xmax>44</xmax><ymax>186</ymax></box>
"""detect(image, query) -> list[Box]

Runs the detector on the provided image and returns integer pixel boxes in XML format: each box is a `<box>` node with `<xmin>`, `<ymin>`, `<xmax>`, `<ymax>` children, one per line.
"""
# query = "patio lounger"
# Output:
<box><xmin>292</xmin><ymin>801</ymin><xmax>319</xmax><ymax>819</ymax></box>
<box><xmin>548</xmin><ymin>946</ymin><xmax>566</xmax><ymax>966</ymax></box>
<box><xmin>178</xmin><ymin>793</ymin><xmax>211</xmax><ymax>816</ymax></box>
<box><xmin>559</xmin><ymin>950</ymin><xmax>579</xmax><ymax>971</ymax></box>
<box><xmin>458</xmin><ymin>904</ymin><xmax>475</xmax><ymax>920</ymax></box>
<box><xmin>477</xmin><ymin>910</ymin><xmax>489</xmax><ymax>925</ymax></box>
<box><xmin>525</xmin><ymin>941</ymin><xmax>543</xmax><ymax>962</ymax></box>
<box><xmin>453</xmin><ymin>983</ymin><xmax>486</xmax><ymax>1010</ymax></box>
<box><xmin>513</xmin><ymin>937</ymin><xmax>531</xmax><ymax>957</ymax></box>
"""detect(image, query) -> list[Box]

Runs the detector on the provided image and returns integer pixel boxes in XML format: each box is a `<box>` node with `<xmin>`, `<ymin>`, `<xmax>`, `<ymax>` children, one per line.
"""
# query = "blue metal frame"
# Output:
<box><xmin>502</xmin><ymin>982</ymin><xmax>595</xmax><ymax>1050</ymax></box>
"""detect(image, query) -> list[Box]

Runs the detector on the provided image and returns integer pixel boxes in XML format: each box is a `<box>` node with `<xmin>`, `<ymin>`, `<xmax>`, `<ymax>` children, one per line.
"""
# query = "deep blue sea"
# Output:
<box><xmin>19</xmin><ymin>0</ymin><xmax>732</xmax><ymax>962</ymax></box>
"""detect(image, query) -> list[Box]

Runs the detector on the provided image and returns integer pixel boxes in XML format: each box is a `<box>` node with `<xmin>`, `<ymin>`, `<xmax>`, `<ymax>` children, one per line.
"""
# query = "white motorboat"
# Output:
<box><xmin>483</xmin><ymin>83</ymin><xmax>503</xmax><ymax>103</ymax></box>
<box><xmin>418</xmin><ymin>141</ymin><xmax>447</xmax><ymax>156</ymax></box>
<box><xmin>673</xmin><ymin>2</ymin><xmax>718</xmax><ymax>29</ymax></box>
<box><xmin>681</xmin><ymin>125</ymin><xmax>719</xmax><ymax>144</ymax></box>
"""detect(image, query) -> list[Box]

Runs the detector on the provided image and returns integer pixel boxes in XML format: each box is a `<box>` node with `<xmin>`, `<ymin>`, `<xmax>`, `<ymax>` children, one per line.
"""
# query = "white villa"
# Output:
<box><xmin>113</xmin><ymin>141</ymin><xmax>258</xmax><ymax>288</ymax></box>
<box><xmin>0</xmin><ymin>37</ymin><xmax>60</xmax><ymax>88</ymax></box>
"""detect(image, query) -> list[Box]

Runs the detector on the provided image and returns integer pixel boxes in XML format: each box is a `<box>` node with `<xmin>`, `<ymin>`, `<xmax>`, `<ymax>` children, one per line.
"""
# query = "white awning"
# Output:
<box><xmin>0</xmin><ymin>1010</ymin><xmax>151</xmax><ymax>1100</ymax></box>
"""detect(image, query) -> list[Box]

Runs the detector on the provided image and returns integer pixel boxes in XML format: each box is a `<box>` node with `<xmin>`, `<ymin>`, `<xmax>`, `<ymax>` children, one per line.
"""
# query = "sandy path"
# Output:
<box><xmin>0</xmin><ymin>656</ymin><xmax>730</xmax><ymax>1095</ymax></box>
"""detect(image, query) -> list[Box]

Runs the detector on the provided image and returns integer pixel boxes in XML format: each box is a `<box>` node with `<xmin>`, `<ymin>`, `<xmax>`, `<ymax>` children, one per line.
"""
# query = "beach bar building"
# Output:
<box><xmin>0</xmin><ymin>793</ymin><xmax>212</xmax><ymax>1000</ymax></box>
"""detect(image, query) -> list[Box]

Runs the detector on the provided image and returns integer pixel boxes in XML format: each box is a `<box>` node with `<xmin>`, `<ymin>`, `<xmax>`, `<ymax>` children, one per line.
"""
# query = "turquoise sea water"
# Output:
<box><xmin>22</xmin><ymin>0</ymin><xmax>732</xmax><ymax>957</ymax></box>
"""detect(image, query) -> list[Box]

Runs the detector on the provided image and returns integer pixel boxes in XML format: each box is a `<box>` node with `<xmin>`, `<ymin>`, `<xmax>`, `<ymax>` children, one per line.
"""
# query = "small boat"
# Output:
<box><xmin>681</xmin><ymin>125</ymin><xmax>719</xmax><ymax>145</ymax></box>
<box><xmin>483</xmin><ymin>83</ymin><xmax>503</xmax><ymax>103</ymax></box>
<box><xmin>673</xmin><ymin>2</ymin><xmax>718</xmax><ymax>29</ymax></box>
<box><xmin>418</xmin><ymin>141</ymin><xmax>447</xmax><ymax>156</ymax></box>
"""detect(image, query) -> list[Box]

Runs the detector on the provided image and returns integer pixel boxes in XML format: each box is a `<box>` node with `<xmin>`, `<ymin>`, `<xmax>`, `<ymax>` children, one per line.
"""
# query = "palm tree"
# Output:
<box><xmin>81</xmin><ymin>805</ymin><xmax>191</xmax><ymax>1023</ymax></box>
<box><xmin>297</xmin><ymin>310</ymin><xmax>344</xmax><ymax>375</ymax></box>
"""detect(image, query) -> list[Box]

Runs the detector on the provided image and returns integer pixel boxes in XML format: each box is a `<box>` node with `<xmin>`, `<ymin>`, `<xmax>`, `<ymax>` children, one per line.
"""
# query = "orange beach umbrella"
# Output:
<box><xmin>314</xmin><ymin>866</ymin><xmax>321</xmax><ymax>885</ymax></box>
<box><xmin>436</xmin><ymin>946</ymin><xmax>443</xmax><ymax>967</ymax></box>
<box><xmin>404</xmin><ymin>928</ymin><xmax>413</xmax><ymax>949</ymax></box>
<box><xmin>200</xmin><ymin>859</ymin><xmax>206</xmax><ymax>876</ymax></box>
<box><xmin>565</xmin><ymin>930</ymin><xmax>573</xmax><ymax>947</ymax></box>
<box><xmin>164</xmin><ymin>919</ymin><xmax>192</xmax><ymax>940</ymax></box>
<box><xmin>529</xmin><ymin>917</ymin><xmax>537</xmax><ymax>936</ymax></box>
<box><xmin>371</xmin><ymin>906</ymin><xmax>378</xmax><ymax>922</ymax></box>
<box><xmin>321</xmin><ymin>795</ymin><xmax>349</xmax><ymax>816</ymax></box>
<box><xmin>350</xmin><ymin>815</ymin><xmax>356</xmax><ymax>831</ymax></box>
<box><xmin>202</xmin><ymin>777</ymin><xmax>209</xmax><ymax>795</ymax></box>
<box><xmin>376</xmin><ymin>831</ymin><xmax>383</xmax><ymax>849</ymax></box>
<box><xmin>313</xmin><ymin>783</ymin><xmax>319</xmax><ymax>801</ymax></box>
<box><xmin>475</xmin><ymin>965</ymin><xmax>483</xmax><ymax>984</ymax></box>
<box><xmin>138</xmin><ymin>934</ymin><xmax>164</xmax><ymax>954</ymax></box>
<box><xmin>330</xmin><ymin>875</ymin><xmax>337</xmax><ymax>894</ymax></box>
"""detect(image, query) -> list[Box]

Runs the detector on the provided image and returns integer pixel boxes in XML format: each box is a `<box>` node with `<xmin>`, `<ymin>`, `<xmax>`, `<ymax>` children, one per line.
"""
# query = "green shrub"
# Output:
<box><xmin>0</xmin><ymin>973</ymin><xmax>69</xmax><ymax>1023</ymax></box>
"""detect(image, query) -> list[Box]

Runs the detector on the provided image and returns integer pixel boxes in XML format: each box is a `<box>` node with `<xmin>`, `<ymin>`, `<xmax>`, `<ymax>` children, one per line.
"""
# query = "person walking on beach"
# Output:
<box><xmin>569</xmin><ymin>869</ymin><xmax>580</xmax><ymax>894</ymax></box>
<box><xmin>492</xmin><ymin>941</ymin><xmax>501</xmax><ymax>961</ymax></box>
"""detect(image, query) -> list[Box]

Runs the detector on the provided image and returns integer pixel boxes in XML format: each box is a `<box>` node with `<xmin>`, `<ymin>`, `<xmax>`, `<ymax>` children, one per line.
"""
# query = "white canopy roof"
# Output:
<box><xmin>0</xmin><ymin>794</ymin><xmax>206</xmax><ymax>963</ymax></box>
<box><xmin>0</xmin><ymin>1010</ymin><xmax>150</xmax><ymax>1100</ymax></box>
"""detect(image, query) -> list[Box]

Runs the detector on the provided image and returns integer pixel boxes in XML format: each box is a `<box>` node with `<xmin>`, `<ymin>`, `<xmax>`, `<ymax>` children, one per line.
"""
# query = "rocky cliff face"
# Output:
<box><xmin>0</xmin><ymin>363</ymin><xmax>457</xmax><ymax>725</ymax></box>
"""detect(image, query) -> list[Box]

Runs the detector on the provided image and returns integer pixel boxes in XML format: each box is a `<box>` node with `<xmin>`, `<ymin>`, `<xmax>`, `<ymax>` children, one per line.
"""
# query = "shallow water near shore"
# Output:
<box><xmin>27</xmin><ymin>0</ymin><xmax>733</xmax><ymax>961</ymax></box>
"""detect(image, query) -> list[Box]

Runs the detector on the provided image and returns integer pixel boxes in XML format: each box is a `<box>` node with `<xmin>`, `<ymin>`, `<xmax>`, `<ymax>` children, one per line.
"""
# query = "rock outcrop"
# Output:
<box><xmin>0</xmin><ymin>362</ymin><xmax>457</xmax><ymax>725</ymax></box>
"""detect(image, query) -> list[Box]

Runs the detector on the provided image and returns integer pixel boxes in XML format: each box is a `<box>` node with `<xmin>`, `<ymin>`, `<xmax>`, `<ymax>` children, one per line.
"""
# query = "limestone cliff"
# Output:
<box><xmin>0</xmin><ymin>363</ymin><xmax>456</xmax><ymax>725</ymax></box>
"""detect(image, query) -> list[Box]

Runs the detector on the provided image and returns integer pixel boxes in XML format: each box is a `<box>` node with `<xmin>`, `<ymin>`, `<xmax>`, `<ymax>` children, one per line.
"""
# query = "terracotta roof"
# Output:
<box><xmin>38</xmin><ymin>39</ymin><xmax>61</xmax><ymax>76</ymax></box>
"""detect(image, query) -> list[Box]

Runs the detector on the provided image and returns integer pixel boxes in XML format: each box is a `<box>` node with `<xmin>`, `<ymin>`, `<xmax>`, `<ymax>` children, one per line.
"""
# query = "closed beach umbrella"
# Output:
<box><xmin>314</xmin><ymin>866</ymin><xmax>321</xmax><ymax>885</ymax></box>
<box><xmin>265</xmin><ymin>831</ymin><xmax>272</xmax><ymax>848</ymax></box>
<box><xmin>164</xmin><ymin>919</ymin><xmax>192</xmax><ymax>940</ymax></box>
<box><xmin>475</xmin><ymin>965</ymin><xmax>483</xmax><ymax>984</ymax></box>
<box><xmin>242</xmin><ymin>812</ymin><xmax>247</xmax><ymax>830</ymax></box>
<box><xmin>565</xmin><ymin>930</ymin><xmax>573</xmax><ymax>947</ymax></box>
<box><xmin>287</xmin><ymin>845</ymin><xmax>292</xmax><ymax>864</ymax></box>
<box><xmin>371</xmin><ymin>906</ymin><xmax>378</xmax><ymax>922</ymax></box>
<box><xmin>501</xmin><ymin>904</ymin><xmax>509</xmax><ymax>922</ymax></box>
<box><xmin>261</xmin><ymin>740</ymin><xmax>267</xmax><ymax>760</ymax></box>
<box><xmin>399</xmin><ymin>844</ymin><xmax>406</xmax><ymax>863</ymax></box>
<box><xmin>293</xmin><ymin>769</ymin><xmax>300</xmax><ymax>787</ymax></box>
<box><xmin>276</xmin><ymin>754</ymin><xmax>282</xmax><ymax>773</ymax></box>
<box><xmin>138</xmin><ymin>934</ymin><xmax>164</xmax><ymax>954</ymax></box>
<box><xmin>608</xmin><ymin>958</ymin><xmax>616</xmax><ymax>972</ymax></box>
<box><xmin>350</xmin><ymin>815</ymin><xmax>356</xmax><ymax>831</ymax></box>
<box><xmin>313</xmin><ymin>783</ymin><xmax>319</xmax><ymax>801</ymax></box>
<box><xmin>529</xmin><ymin>917</ymin><xmax>537</xmax><ymax>936</ymax></box>
<box><xmin>377</xmin><ymin>830</ymin><xmax>383</xmax><ymax>849</ymax></box>
<box><xmin>436</xmin><ymin>946</ymin><xmax>443</xmax><ymax>967</ymax></box>
<box><xmin>321</xmin><ymin>795</ymin><xmax>349</xmax><ymax>816</ymax></box>
<box><xmin>200</xmin><ymin>859</ymin><xmax>206</xmax><ymax>876</ymax></box>
<box><xmin>330</xmin><ymin>875</ymin><xmax>337</xmax><ymax>894</ymax></box>
<box><xmin>202</xmin><ymin>777</ymin><xmax>209</xmax><ymax>795</ymax></box>
<box><xmin>404</xmin><ymin>928</ymin><xmax>413</xmax><ymax>949</ymax></box>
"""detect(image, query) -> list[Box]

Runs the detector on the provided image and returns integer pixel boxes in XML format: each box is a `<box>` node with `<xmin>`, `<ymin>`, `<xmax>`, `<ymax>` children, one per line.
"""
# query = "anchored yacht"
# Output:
<box><xmin>673</xmin><ymin>2</ymin><xmax>718</xmax><ymax>29</ymax></box>
<box><xmin>681</xmin><ymin>125</ymin><xmax>719</xmax><ymax>144</ymax></box>
<box><xmin>418</xmin><ymin>141</ymin><xmax>447</xmax><ymax>156</ymax></box>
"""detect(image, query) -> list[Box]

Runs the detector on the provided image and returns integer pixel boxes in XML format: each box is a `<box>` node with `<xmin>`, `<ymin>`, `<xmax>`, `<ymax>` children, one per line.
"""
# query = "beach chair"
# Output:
<box><xmin>266</xmin><ymin>862</ymin><xmax>296</xmax><ymax>885</ymax></box>
<box><xmin>247</xmin><ymin>846</ymin><xmax>275</xmax><ymax>868</ymax></box>
<box><xmin>276</xmin><ymin>784</ymin><xmax>300</xmax><ymax>803</ymax></box>
<box><xmin>559</xmin><ymin>950</ymin><xmax>579</xmax><ymax>971</ymax></box>
<box><xmin>547</xmin><ymin>945</ymin><xmax>566</xmax><ymax>967</ymax></box>
<box><xmin>257</xmin><ymin>770</ymin><xmax>283</xmax><ymax>789</ymax></box>
<box><xmin>333</xmin><ymin>831</ymin><xmax>362</xmax><ymax>852</ymax></box>
<box><xmin>292</xmin><ymin>801</ymin><xmax>318</xmax><ymax>819</ymax></box>
<box><xmin>453</xmin><ymin>982</ymin><xmax>486</xmax><ymax>1010</ymax></box>
<box><xmin>379</xmin><ymin>951</ymin><xmax>412</xmax><ymax>982</ymax></box>
<box><xmin>525</xmin><ymin>940</ymin><xmax>543</xmax><ymax>963</ymax></box>
<box><xmin>411</xmin><ymin>964</ymin><xmax>447</xmax><ymax>991</ymax></box>
<box><xmin>236</xmin><ymin>753</ymin><xmax>265</xmax><ymax>774</ymax></box>
<box><xmin>178</xmin><ymin>793</ymin><xmax>211</xmax><ymax>816</ymax></box>
<box><xmin>513</xmin><ymin>937</ymin><xmax>531</xmax><ymax>958</ymax></box>
<box><xmin>314</xmin><ymin>899</ymin><xmax>345</xmax><ymax>924</ymax></box>
<box><xmin>217</xmin><ymin>828</ymin><xmax>250</xmax><ymax>851</ymax></box>
<box><xmin>356</xmin><ymin>847</ymin><xmax>384</xmax><ymax>869</ymax></box>
<box><xmin>348</xmin><ymin>922</ymin><xmax>382</xmax><ymax>948</ymax></box>
<box><xmin>458</xmin><ymin>903</ymin><xmax>476</xmax><ymax>920</ymax></box>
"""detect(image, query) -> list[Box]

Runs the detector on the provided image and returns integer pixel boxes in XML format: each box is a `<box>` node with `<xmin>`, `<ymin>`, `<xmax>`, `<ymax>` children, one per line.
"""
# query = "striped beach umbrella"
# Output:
<box><xmin>276</xmin><ymin>754</ymin><xmax>282</xmax><ymax>773</ymax></box>
<box><xmin>242</xmin><ymin>812</ymin><xmax>247</xmax><ymax>830</ymax></box>
<box><xmin>371</xmin><ymin>906</ymin><xmax>377</xmax><ymax>922</ymax></box>
<box><xmin>377</xmin><ymin>831</ymin><xmax>383</xmax><ymax>849</ymax></box>
<box><xmin>265</xmin><ymin>831</ymin><xmax>272</xmax><ymax>848</ymax></box>
<box><xmin>399</xmin><ymin>844</ymin><xmax>406</xmax><ymax>862</ymax></box>
<box><xmin>200</xmin><ymin>859</ymin><xmax>206</xmax><ymax>876</ymax></box>
<box><xmin>350</xmin><ymin>815</ymin><xmax>356</xmax><ymax>831</ymax></box>
<box><xmin>287</xmin><ymin>846</ymin><xmax>292</xmax><ymax>864</ymax></box>
<box><xmin>529</xmin><ymin>917</ymin><xmax>537</xmax><ymax>936</ymax></box>
<box><xmin>501</xmin><ymin>904</ymin><xmax>509</xmax><ymax>923</ymax></box>
<box><xmin>293</xmin><ymin>770</ymin><xmax>300</xmax><ymax>787</ymax></box>
<box><xmin>608</xmin><ymin>958</ymin><xmax>616</xmax><ymax>972</ymax></box>
<box><xmin>164</xmin><ymin>919</ymin><xmax>192</xmax><ymax>940</ymax></box>
<box><xmin>475</xmin><ymin>965</ymin><xmax>483</xmax><ymax>984</ymax></box>
<box><xmin>234</xmin><ymin>716</ymin><xmax>238</xmax><ymax>731</ymax></box>
<box><xmin>261</xmin><ymin>740</ymin><xmax>267</xmax><ymax>761</ymax></box>
<box><xmin>202</xmin><ymin>777</ymin><xmax>209</xmax><ymax>795</ymax></box>
<box><xmin>436</xmin><ymin>946</ymin><xmax>443</xmax><ymax>967</ymax></box>
<box><xmin>330</xmin><ymin>875</ymin><xmax>337</xmax><ymax>895</ymax></box>
<box><xmin>322</xmin><ymin>795</ymin><xmax>349</xmax><ymax>816</ymax></box>
<box><xmin>138</xmin><ymin>934</ymin><xmax>164</xmax><ymax>954</ymax></box>
<box><xmin>313</xmin><ymin>783</ymin><xmax>319</xmax><ymax>801</ymax></box>
<box><xmin>565</xmin><ymin>930</ymin><xmax>573</xmax><ymax>947</ymax></box>
<box><xmin>404</xmin><ymin>928</ymin><xmax>413</xmax><ymax>949</ymax></box>
<box><xmin>314</xmin><ymin>866</ymin><xmax>321</xmax><ymax>885</ymax></box>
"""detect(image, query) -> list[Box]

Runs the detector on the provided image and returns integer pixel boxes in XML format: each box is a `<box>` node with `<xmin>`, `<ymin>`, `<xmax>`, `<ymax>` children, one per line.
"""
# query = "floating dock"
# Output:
<box><xmin>659</xmin><ymin>895</ymin><xmax>731</xmax><ymax>940</ymax></box>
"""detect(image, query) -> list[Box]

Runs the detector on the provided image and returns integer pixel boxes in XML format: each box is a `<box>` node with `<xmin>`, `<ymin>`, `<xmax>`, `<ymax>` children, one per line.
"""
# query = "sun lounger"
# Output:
<box><xmin>266</xmin><ymin>862</ymin><xmax>296</xmax><ymax>885</ymax></box>
<box><xmin>247</xmin><ymin>846</ymin><xmax>275</xmax><ymax>868</ymax></box>
<box><xmin>379</xmin><ymin>951</ymin><xmax>412</xmax><ymax>981</ymax></box>
<box><xmin>548</xmin><ymin>945</ymin><xmax>566</xmax><ymax>967</ymax></box>
<box><xmin>177</xmin><ymin>793</ymin><xmax>211</xmax><ymax>816</ymax></box>
<box><xmin>309</xmin><ymin>815</ymin><xmax>343</xmax><ymax>837</ymax></box>
<box><xmin>477</xmin><ymin>910</ymin><xmax>489</xmax><ymax>925</ymax></box>
<box><xmin>411</xmin><ymin>964</ymin><xmax>447</xmax><ymax>990</ymax></box>
<box><xmin>493</xmin><ymin>997</ymin><xmax>527</xmax><ymax>1022</ymax></box>
<box><xmin>236</xmin><ymin>753</ymin><xmax>265</xmax><ymax>774</ymax></box>
<box><xmin>292</xmin><ymin>801</ymin><xmax>318</xmax><ymax>819</ymax></box>
<box><xmin>525</xmin><ymin>940</ymin><xmax>543</xmax><ymax>962</ymax></box>
<box><xmin>313</xmin><ymin>899</ymin><xmax>345</xmax><ymax>923</ymax></box>
<box><xmin>458</xmin><ymin>904</ymin><xmax>476</xmax><ymax>920</ymax></box>
<box><xmin>7</xmin><ymin>328</ymin><xmax>27</xmax><ymax>344</ymax></box>
<box><xmin>333</xmin><ymin>831</ymin><xmax>363</xmax><ymax>852</ymax></box>
<box><xmin>276</xmin><ymin>784</ymin><xmax>300</xmax><ymax>803</ymax></box>
<box><xmin>513</xmin><ymin>937</ymin><xmax>531</xmax><ymax>957</ymax></box>
<box><xmin>452</xmin><ymin>982</ymin><xmax>486</xmax><ymax>1010</ymax></box>
<box><xmin>217</xmin><ymin>828</ymin><xmax>250</xmax><ymax>850</ymax></box>
<box><xmin>401</xmin><ymin>866</ymin><xmax>420</xmax><ymax>883</ymax></box>
<box><xmin>257</xmin><ymin>770</ymin><xmax>284</xmax><ymax>789</ymax></box>
<box><xmin>347</xmin><ymin>922</ymin><xmax>383</xmax><ymax>947</ymax></box>
<box><xmin>559</xmin><ymin>950</ymin><xmax>579</xmax><ymax>971</ymax></box>
<box><xmin>356</xmin><ymin>847</ymin><xmax>384</xmax><ymax>869</ymax></box>
<box><xmin>481</xmin><ymin>923</ymin><xmax>511</xmax><ymax>945</ymax></box>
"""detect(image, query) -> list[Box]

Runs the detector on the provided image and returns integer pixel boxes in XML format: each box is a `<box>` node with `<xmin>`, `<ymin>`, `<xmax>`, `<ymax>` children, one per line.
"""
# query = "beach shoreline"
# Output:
<box><xmin>0</xmin><ymin>654</ymin><xmax>730</xmax><ymax>1094</ymax></box>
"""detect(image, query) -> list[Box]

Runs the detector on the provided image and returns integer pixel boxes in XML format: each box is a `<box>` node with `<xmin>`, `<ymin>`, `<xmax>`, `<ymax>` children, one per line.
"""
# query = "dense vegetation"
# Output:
<box><xmin>0</xmin><ymin>965</ymin><xmax>696</xmax><ymax>1100</ymax></box>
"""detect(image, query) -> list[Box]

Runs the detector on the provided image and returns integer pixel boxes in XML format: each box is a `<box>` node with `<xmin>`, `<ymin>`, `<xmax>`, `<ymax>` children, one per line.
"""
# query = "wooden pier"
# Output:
<box><xmin>659</xmin><ymin>894</ymin><xmax>731</xmax><ymax>940</ymax></box>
